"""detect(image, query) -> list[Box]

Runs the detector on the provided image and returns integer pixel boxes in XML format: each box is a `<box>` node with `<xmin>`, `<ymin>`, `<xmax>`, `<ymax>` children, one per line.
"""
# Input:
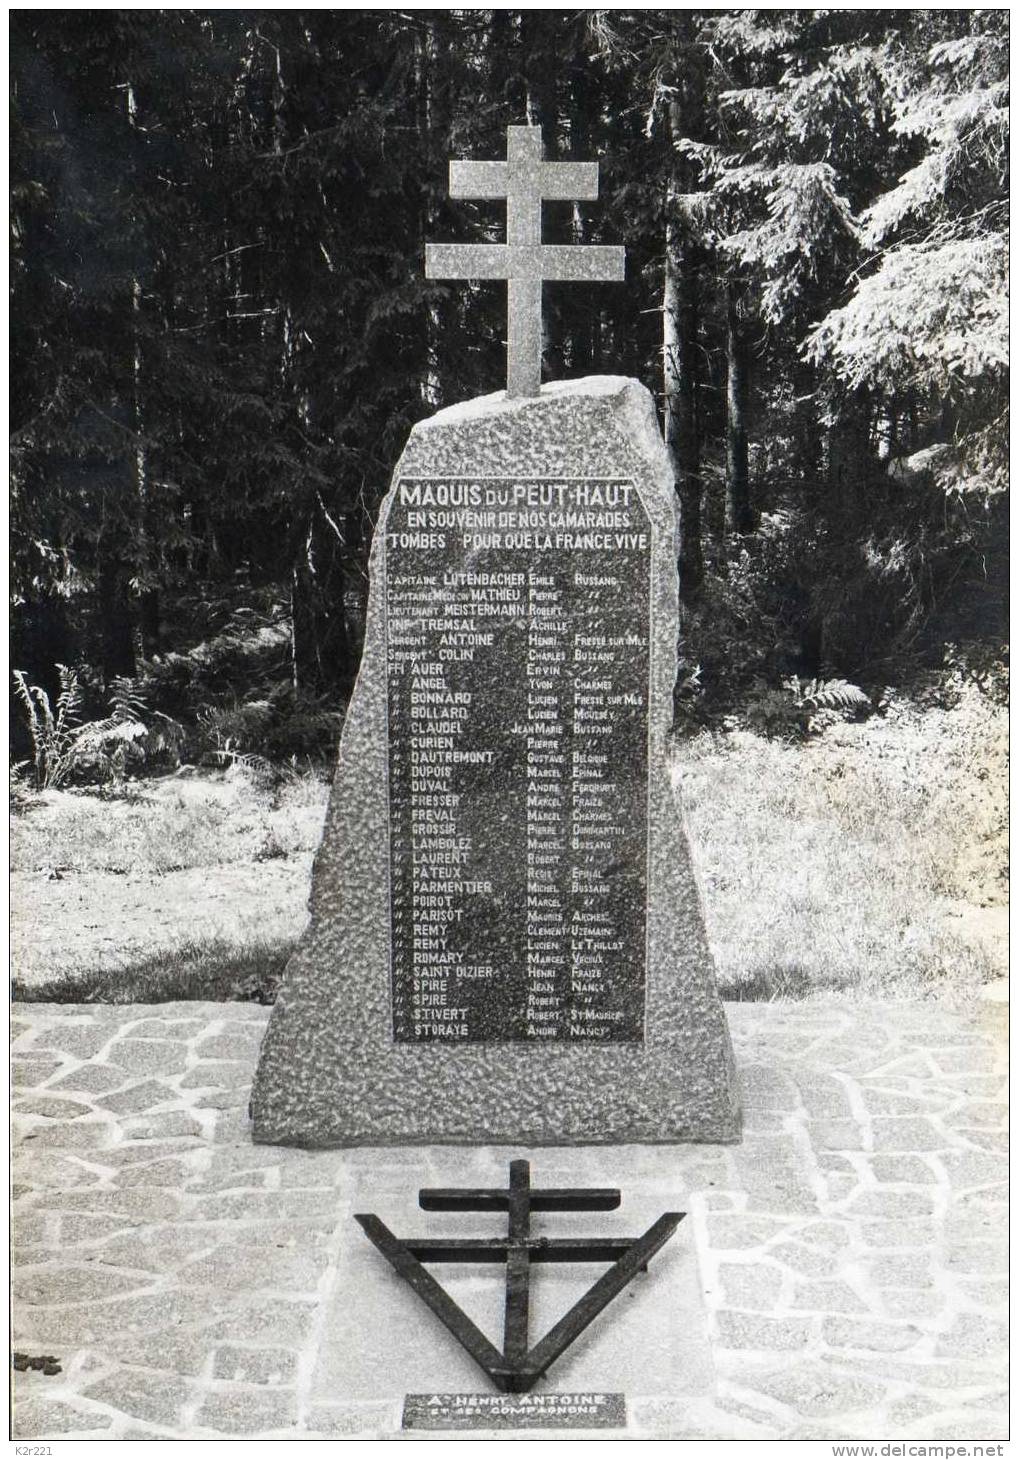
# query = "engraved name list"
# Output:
<box><xmin>384</xmin><ymin>477</ymin><xmax>651</xmax><ymax>1044</ymax></box>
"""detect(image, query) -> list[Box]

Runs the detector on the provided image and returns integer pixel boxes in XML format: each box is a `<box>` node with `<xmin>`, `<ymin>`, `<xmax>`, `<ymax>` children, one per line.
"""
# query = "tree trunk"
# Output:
<box><xmin>664</xmin><ymin>99</ymin><xmax>702</xmax><ymax>601</ymax></box>
<box><xmin>522</xmin><ymin>11</ymin><xmax>563</xmax><ymax>380</ymax></box>
<box><xmin>522</xmin><ymin>11</ymin><xmax>558</xmax><ymax>140</ymax></box>
<box><xmin>827</xmin><ymin>390</ymin><xmax>873</xmax><ymax>516</ymax></box>
<box><xmin>568</xmin><ymin>47</ymin><xmax>600</xmax><ymax>377</ymax></box>
<box><xmin>800</xmin><ymin>611</ymin><xmax>825</xmax><ymax>678</ymax></box>
<box><xmin>135</xmin><ymin>302</ymin><xmax>161</xmax><ymax>660</ymax></box>
<box><xmin>139</xmin><ymin>581</ymin><xmax>160</xmax><ymax>659</ymax></box>
<box><xmin>127</xmin><ymin>74</ymin><xmax>160</xmax><ymax>660</ymax></box>
<box><xmin>724</xmin><ymin>278</ymin><xmax>753</xmax><ymax>538</ymax></box>
<box><xmin>133</xmin><ymin>327</ymin><xmax>161</xmax><ymax>658</ymax></box>
<box><xmin>97</xmin><ymin>534</ymin><xmax>137</xmax><ymax>683</ymax></box>
<box><xmin>416</xmin><ymin>15</ymin><xmax>442</xmax><ymax>409</ymax></box>
<box><xmin>290</xmin><ymin>505</ymin><xmax>354</xmax><ymax>699</ymax></box>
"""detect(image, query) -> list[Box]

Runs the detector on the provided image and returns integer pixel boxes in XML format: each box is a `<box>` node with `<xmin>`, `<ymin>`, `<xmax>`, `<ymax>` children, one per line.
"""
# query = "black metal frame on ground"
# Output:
<box><xmin>354</xmin><ymin>1158</ymin><xmax>684</xmax><ymax>1393</ymax></box>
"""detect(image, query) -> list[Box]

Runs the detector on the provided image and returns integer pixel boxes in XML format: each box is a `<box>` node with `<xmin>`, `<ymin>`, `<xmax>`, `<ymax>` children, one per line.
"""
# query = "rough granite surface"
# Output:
<box><xmin>251</xmin><ymin>377</ymin><xmax>740</xmax><ymax>1146</ymax></box>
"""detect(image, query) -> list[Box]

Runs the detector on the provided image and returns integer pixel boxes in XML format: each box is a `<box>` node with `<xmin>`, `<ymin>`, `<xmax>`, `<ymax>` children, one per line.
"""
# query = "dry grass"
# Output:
<box><xmin>11</xmin><ymin>935</ymin><xmax>290</xmax><ymax>1005</ymax></box>
<box><xmin>10</xmin><ymin>764</ymin><xmax>327</xmax><ymax>875</ymax></box>
<box><xmin>675</xmin><ymin>685</ymin><xmax>1007</xmax><ymax>1001</ymax></box>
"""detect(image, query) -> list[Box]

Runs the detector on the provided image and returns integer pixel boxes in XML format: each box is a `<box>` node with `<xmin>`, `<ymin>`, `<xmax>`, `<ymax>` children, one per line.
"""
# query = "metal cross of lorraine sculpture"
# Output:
<box><xmin>425</xmin><ymin>125</ymin><xmax>625</xmax><ymax>399</ymax></box>
<box><xmin>355</xmin><ymin>1159</ymin><xmax>683</xmax><ymax>1393</ymax></box>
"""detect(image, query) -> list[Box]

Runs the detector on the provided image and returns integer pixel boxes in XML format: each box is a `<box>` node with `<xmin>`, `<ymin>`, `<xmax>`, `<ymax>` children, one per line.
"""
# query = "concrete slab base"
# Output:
<box><xmin>317</xmin><ymin>1146</ymin><xmax>713</xmax><ymax>1403</ymax></box>
<box><xmin>11</xmin><ymin>997</ymin><xmax>1008</xmax><ymax>1441</ymax></box>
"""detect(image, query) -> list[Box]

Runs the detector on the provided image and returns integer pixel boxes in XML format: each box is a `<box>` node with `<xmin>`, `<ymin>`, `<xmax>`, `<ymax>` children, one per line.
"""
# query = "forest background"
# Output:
<box><xmin>9</xmin><ymin>9</ymin><xmax>1008</xmax><ymax>1002</ymax></box>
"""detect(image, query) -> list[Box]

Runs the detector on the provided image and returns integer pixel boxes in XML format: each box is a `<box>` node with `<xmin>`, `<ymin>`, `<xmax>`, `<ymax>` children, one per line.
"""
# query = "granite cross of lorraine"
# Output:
<box><xmin>425</xmin><ymin>125</ymin><xmax>625</xmax><ymax>398</ymax></box>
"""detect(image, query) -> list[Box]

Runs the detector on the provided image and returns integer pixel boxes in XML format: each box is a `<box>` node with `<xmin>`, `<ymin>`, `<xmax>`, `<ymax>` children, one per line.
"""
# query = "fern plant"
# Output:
<box><xmin>745</xmin><ymin>675</ymin><xmax>871</xmax><ymax>738</ymax></box>
<box><xmin>12</xmin><ymin>665</ymin><xmax>83</xmax><ymax>789</ymax></box>
<box><xmin>787</xmin><ymin>676</ymin><xmax>871</xmax><ymax>736</ymax></box>
<box><xmin>201</xmin><ymin>732</ymin><xmax>277</xmax><ymax>787</ymax></box>
<box><xmin>12</xmin><ymin>669</ymin><xmax>185</xmax><ymax>789</ymax></box>
<box><xmin>71</xmin><ymin>678</ymin><xmax>186</xmax><ymax>786</ymax></box>
<box><xmin>786</xmin><ymin>676</ymin><xmax>872</xmax><ymax>716</ymax></box>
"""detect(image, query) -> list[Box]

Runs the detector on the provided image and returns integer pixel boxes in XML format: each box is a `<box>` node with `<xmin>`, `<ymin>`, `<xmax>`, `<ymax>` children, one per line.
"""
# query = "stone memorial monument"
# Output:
<box><xmin>251</xmin><ymin>126</ymin><xmax>740</xmax><ymax>1146</ymax></box>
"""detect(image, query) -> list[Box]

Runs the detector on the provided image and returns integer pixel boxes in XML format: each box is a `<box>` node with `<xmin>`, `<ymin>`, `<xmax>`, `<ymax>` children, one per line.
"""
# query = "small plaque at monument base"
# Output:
<box><xmin>402</xmin><ymin>1392</ymin><xmax>627</xmax><ymax>1431</ymax></box>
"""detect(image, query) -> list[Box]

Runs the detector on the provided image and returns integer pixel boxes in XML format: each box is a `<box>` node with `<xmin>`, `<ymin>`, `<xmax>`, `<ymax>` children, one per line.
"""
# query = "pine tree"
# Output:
<box><xmin>806</xmin><ymin>12</ymin><xmax>1008</xmax><ymax>494</ymax></box>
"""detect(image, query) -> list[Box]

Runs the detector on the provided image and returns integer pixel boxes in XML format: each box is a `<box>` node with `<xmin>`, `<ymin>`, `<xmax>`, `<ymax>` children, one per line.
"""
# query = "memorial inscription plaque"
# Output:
<box><xmin>402</xmin><ymin>1393</ymin><xmax>627</xmax><ymax>1431</ymax></box>
<box><xmin>385</xmin><ymin>476</ymin><xmax>651</xmax><ymax>1043</ymax></box>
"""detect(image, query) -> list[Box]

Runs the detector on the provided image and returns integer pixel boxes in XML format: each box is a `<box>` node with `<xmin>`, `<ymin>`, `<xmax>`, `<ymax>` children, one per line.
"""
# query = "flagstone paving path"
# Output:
<box><xmin>11</xmin><ymin>999</ymin><xmax>1008</xmax><ymax>1441</ymax></box>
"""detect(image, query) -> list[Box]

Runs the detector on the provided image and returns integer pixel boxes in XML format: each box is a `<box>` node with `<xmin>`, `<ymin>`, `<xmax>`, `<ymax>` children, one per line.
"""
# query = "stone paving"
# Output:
<box><xmin>11</xmin><ymin>998</ymin><xmax>1008</xmax><ymax>1441</ymax></box>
